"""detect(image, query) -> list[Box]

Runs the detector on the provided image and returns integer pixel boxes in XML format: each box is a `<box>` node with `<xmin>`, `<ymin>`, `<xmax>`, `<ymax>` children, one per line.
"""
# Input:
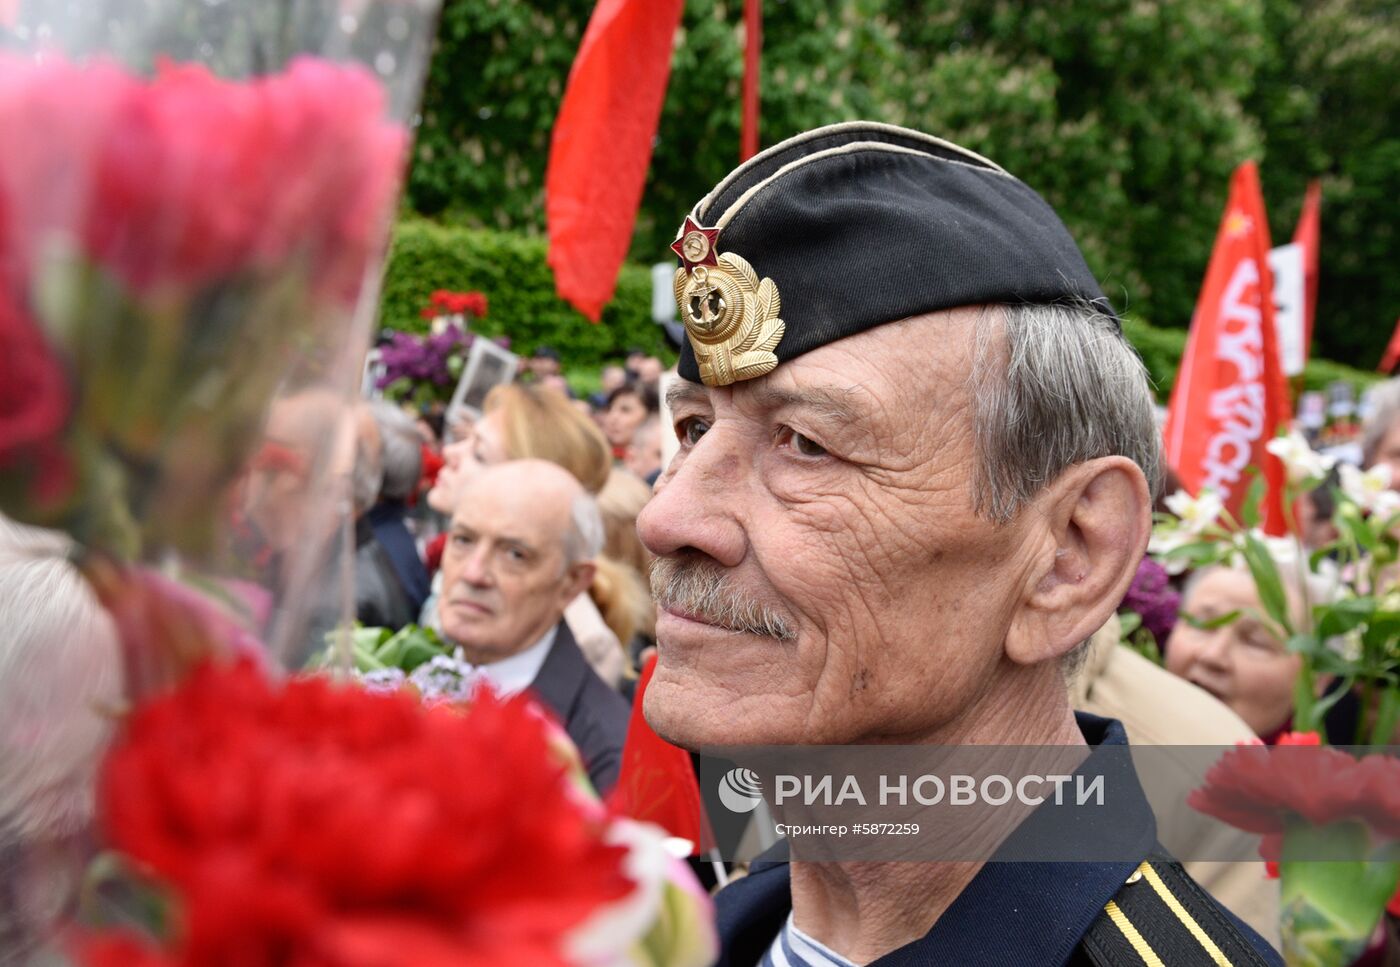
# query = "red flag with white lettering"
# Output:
<box><xmin>1163</xmin><ymin>161</ymin><xmax>1291</xmax><ymax>535</ymax></box>
<box><xmin>1292</xmin><ymin>179</ymin><xmax>1321</xmax><ymax>361</ymax></box>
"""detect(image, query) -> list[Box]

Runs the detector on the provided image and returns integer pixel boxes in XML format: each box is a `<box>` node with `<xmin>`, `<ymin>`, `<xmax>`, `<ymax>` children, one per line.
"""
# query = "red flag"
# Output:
<box><xmin>1163</xmin><ymin>162</ymin><xmax>1292</xmax><ymax>535</ymax></box>
<box><xmin>741</xmin><ymin>0</ymin><xmax>762</xmax><ymax>162</ymax></box>
<box><xmin>1379</xmin><ymin>319</ymin><xmax>1400</xmax><ymax>375</ymax></box>
<box><xmin>607</xmin><ymin>655</ymin><xmax>713</xmax><ymax>853</ymax></box>
<box><xmin>545</xmin><ymin>0</ymin><xmax>685</xmax><ymax>322</ymax></box>
<box><xmin>1292</xmin><ymin>179</ymin><xmax>1321</xmax><ymax>361</ymax></box>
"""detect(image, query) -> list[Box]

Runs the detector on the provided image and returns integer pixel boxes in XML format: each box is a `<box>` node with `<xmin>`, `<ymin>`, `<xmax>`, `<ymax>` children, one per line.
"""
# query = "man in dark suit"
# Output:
<box><xmin>437</xmin><ymin>459</ymin><xmax>628</xmax><ymax>796</ymax></box>
<box><xmin>636</xmin><ymin>122</ymin><xmax>1282</xmax><ymax>966</ymax></box>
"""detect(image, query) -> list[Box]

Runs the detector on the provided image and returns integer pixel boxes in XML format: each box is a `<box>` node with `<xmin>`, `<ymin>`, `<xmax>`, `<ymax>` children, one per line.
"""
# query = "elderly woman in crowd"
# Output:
<box><xmin>423</xmin><ymin>383</ymin><xmax>648</xmax><ymax>685</ymax></box>
<box><xmin>1362</xmin><ymin>377</ymin><xmax>1400</xmax><ymax>483</ymax></box>
<box><xmin>1166</xmin><ymin>563</ymin><xmax>1356</xmax><ymax>742</ymax></box>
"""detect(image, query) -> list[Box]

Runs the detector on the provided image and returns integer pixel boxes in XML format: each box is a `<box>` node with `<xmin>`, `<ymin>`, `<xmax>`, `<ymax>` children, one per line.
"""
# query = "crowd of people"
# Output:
<box><xmin>339</xmin><ymin>350</ymin><xmax>670</xmax><ymax>797</ymax></box>
<box><xmin>5</xmin><ymin>116</ymin><xmax>1400</xmax><ymax>966</ymax></box>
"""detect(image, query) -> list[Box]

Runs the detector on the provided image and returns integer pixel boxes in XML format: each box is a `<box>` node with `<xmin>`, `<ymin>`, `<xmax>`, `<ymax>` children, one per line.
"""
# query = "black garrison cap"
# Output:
<box><xmin>670</xmin><ymin>121</ymin><xmax>1115</xmax><ymax>387</ymax></box>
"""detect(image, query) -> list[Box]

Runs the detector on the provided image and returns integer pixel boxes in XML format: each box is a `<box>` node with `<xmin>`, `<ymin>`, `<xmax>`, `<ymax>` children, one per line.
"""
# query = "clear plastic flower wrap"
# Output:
<box><xmin>0</xmin><ymin>0</ymin><xmax>440</xmax><ymax>958</ymax></box>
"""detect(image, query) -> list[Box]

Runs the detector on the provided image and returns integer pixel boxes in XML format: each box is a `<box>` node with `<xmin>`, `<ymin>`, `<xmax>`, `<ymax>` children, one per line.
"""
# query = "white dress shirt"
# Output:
<box><xmin>473</xmin><ymin>625</ymin><xmax>557</xmax><ymax>697</ymax></box>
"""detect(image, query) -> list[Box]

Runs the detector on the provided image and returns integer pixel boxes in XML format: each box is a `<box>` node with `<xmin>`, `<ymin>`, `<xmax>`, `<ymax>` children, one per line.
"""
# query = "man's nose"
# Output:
<box><xmin>459</xmin><ymin>544</ymin><xmax>494</xmax><ymax>587</ymax></box>
<box><xmin>637</xmin><ymin>429</ymin><xmax>748</xmax><ymax>568</ymax></box>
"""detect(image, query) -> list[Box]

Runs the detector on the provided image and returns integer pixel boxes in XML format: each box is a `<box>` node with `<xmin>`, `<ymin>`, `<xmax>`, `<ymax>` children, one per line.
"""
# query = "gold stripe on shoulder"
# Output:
<box><xmin>1104</xmin><ymin>899</ymin><xmax>1166</xmax><ymax>967</ymax></box>
<box><xmin>1139</xmin><ymin>862</ymin><xmax>1234</xmax><ymax>967</ymax></box>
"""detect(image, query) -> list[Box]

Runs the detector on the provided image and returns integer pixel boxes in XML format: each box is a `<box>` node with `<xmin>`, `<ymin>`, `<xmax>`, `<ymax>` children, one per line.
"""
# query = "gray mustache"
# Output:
<box><xmin>650</xmin><ymin>557</ymin><xmax>796</xmax><ymax>641</ymax></box>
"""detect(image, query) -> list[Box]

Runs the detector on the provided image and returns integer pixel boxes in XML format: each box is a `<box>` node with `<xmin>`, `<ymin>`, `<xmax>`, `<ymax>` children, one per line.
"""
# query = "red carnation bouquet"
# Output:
<box><xmin>1191</xmin><ymin>733</ymin><xmax>1400</xmax><ymax>965</ymax></box>
<box><xmin>0</xmin><ymin>54</ymin><xmax>405</xmax><ymax>562</ymax></box>
<box><xmin>73</xmin><ymin>659</ymin><xmax>714</xmax><ymax>966</ymax></box>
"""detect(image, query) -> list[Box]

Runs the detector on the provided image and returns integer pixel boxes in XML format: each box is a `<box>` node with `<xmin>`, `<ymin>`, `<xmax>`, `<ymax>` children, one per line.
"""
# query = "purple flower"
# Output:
<box><xmin>1121</xmin><ymin>557</ymin><xmax>1180</xmax><ymax>645</ymax></box>
<box><xmin>377</xmin><ymin>326</ymin><xmax>471</xmax><ymax>393</ymax></box>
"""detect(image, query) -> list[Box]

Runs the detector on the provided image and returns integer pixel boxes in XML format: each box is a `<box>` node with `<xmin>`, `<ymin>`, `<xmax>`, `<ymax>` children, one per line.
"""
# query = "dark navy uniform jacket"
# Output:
<box><xmin>712</xmin><ymin>715</ymin><xmax>1283</xmax><ymax>967</ymax></box>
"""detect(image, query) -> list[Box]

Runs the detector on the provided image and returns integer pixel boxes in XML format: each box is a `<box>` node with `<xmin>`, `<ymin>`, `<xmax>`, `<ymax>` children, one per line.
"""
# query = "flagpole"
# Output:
<box><xmin>709</xmin><ymin>848</ymin><xmax>729</xmax><ymax>887</ymax></box>
<box><xmin>741</xmin><ymin>0</ymin><xmax>761</xmax><ymax>161</ymax></box>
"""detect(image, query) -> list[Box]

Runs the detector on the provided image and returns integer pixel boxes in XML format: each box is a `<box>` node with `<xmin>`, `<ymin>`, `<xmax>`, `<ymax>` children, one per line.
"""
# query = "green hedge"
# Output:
<box><xmin>1121</xmin><ymin>316</ymin><xmax>1380</xmax><ymax>399</ymax></box>
<box><xmin>380</xmin><ymin>219</ymin><xmax>1378</xmax><ymax>395</ymax></box>
<box><xmin>379</xmin><ymin>219</ymin><xmax>673</xmax><ymax>368</ymax></box>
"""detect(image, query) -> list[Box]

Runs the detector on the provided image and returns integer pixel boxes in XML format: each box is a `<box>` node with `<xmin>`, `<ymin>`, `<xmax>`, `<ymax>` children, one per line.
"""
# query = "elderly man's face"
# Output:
<box><xmin>639</xmin><ymin>309</ymin><xmax>1044</xmax><ymax>747</ymax></box>
<box><xmin>438</xmin><ymin>465</ymin><xmax>583</xmax><ymax>663</ymax></box>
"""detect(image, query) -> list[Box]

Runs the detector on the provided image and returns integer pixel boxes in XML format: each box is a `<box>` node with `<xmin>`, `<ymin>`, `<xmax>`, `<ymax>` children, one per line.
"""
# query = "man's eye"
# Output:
<box><xmin>677</xmin><ymin>417</ymin><xmax>710</xmax><ymax>447</ymax></box>
<box><xmin>779</xmin><ymin>427</ymin><xmax>828</xmax><ymax>457</ymax></box>
<box><xmin>452</xmin><ymin>534</ymin><xmax>473</xmax><ymax>547</ymax></box>
<box><xmin>792</xmin><ymin>431</ymin><xmax>827</xmax><ymax>457</ymax></box>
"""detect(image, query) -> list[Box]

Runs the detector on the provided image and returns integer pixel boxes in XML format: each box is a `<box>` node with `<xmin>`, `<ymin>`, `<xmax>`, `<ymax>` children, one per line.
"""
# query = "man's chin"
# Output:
<box><xmin>642</xmin><ymin>673</ymin><xmax>804</xmax><ymax>749</ymax></box>
<box><xmin>437</xmin><ymin>624</ymin><xmax>503</xmax><ymax>659</ymax></box>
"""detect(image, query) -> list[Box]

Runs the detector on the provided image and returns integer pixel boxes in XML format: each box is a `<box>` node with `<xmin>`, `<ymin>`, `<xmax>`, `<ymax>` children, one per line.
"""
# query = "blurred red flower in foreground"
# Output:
<box><xmin>81</xmin><ymin>660</ymin><xmax>632</xmax><ymax>966</ymax></box>
<box><xmin>78</xmin><ymin>558</ymin><xmax>266</xmax><ymax>703</ymax></box>
<box><xmin>85</xmin><ymin>57</ymin><xmax>404</xmax><ymax>302</ymax></box>
<box><xmin>1189</xmin><ymin>733</ymin><xmax>1400</xmax><ymax>839</ymax></box>
<box><xmin>0</xmin><ymin>288</ymin><xmax>72</xmax><ymax>508</ymax></box>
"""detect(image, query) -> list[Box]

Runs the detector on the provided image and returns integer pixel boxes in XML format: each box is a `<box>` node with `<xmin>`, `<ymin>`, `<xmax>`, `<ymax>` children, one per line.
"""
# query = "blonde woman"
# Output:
<box><xmin>423</xmin><ymin>384</ymin><xmax>636</xmax><ymax>686</ymax></box>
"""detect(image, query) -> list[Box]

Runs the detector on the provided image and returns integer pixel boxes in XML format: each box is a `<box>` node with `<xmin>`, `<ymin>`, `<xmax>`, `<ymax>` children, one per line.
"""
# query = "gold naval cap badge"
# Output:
<box><xmin>670</xmin><ymin>217</ymin><xmax>785</xmax><ymax>388</ymax></box>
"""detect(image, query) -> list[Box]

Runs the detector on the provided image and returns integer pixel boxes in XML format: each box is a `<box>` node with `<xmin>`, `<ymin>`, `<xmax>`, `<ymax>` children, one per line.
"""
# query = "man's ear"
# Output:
<box><xmin>560</xmin><ymin>560</ymin><xmax>596</xmax><ymax>608</ymax></box>
<box><xmin>1004</xmin><ymin>457</ymin><xmax>1151</xmax><ymax>666</ymax></box>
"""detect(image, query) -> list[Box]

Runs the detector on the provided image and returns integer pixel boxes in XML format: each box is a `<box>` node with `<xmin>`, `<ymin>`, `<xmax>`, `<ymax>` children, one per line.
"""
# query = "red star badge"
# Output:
<box><xmin>670</xmin><ymin>216</ymin><xmax>721</xmax><ymax>269</ymax></box>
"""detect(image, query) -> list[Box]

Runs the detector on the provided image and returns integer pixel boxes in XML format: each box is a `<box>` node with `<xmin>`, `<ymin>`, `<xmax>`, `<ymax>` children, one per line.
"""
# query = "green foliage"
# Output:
<box><xmin>1302</xmin><ymin>357</ymin><xmax>1383</xmax><ymax>394</ymax></box>
<box><xmin>1247</xmin><ymin>0</ymin><xmax>1400</xmax><ymax>367</ymax></box>
<box><xmin>1118</xmin><ymin>315</ymin><xmax>1376</xmax><ymax>401</ymax></box>
<box><xmin>888</xmin><ymin>0</ymin><xmax>1268</xmax><ymax>341</ymax></box>
<box><xmin>1120</xmin><ymin>317</ymin><xmax>1189</xmax><ymax>399</ymax></box>
<box><xmin>380</xmin><ymin>220</ymin><xmax>1377</xmax><ymax>393</ymax></box>
<box><xmin>405</xmin><ymin>0</ymin><xmax>1396</xmax><ymax>375</ymax></box>
<box><xmin>379</xmin><ymin>220</ymin><xmax>673</xmax><ymax>367</ymax></box>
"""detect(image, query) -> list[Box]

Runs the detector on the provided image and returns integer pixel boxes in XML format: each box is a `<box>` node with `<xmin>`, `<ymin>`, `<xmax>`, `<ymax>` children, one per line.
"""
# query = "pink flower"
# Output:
<box><xmin>0</xmin><ymin>56</ymin><xmax>134</xmax><ymax>289</ymax></box>
<box><xmin>1190</xmin><ymin>740</ymin><xmax>1400</xmax><ymax>839</ymax></box>
<box><xmin>77</xmin><ymin>556</ymin><xmax>266</xmax><ymax>703</ymax></box>
<box><xmin>83</xmin><ymin>58</ymin><xmax>404</xmax><ymax>301</ymax></box>
<box><xmin>0</xmin><ymin>286</ymin><xmax>73</xmax><ymax>511</ymax></box>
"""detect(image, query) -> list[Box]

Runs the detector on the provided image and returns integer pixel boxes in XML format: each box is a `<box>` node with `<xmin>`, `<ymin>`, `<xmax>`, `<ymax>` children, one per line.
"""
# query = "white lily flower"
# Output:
<box><xmin>1147</xmin><ymin>528</ymin><xmax>1193</xmax><ymax>574</ymax></box>
<box><xmin>1338</xmin><ymin>463</ymin><xmax>1400</xmax><ymax>518</ymax></box>
<box><xmin>1265</xmin><ymin>432</ymin><xmax>1337</xmax><ymax>485</ymax></box>
<box><xmin>1260</xmin><ymin>533</ymin><xmax>1300</xmax><ymax>571</ymax></box>
<box><xmin>1163</xmin><ymin>489</ymin><xmax>1225</xmax><ymax>534</ymax></box>
<box><xmin>1328</xmin><ymin>628</ymin><xmax>1363</xmax><ymax>663</ymax></box>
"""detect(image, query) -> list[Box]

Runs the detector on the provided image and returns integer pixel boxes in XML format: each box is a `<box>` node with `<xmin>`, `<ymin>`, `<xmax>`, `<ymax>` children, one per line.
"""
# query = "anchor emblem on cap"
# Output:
<box><xmin>670</xmin><ymin>217</ymin><xmax>785</xmax><ymax>387</ymax></box>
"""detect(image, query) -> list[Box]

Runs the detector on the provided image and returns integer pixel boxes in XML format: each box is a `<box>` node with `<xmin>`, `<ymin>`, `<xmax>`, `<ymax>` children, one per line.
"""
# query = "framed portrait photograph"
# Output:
<box><xmin>445</xmin><ymin>337</ymin><xmax>519</xmax><ymax>433</ymax></box>
<box><xmin>360</xmin><ymin>347</ymin><xmax>387</xmax><ymax>400</ymax></box>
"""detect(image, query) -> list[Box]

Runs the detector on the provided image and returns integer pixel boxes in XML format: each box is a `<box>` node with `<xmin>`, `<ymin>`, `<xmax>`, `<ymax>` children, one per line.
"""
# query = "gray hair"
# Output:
<box><xmin>370</xmin><ymin>400</ymin><xmax>423</xmax><ymax>502</ymax></box>
<box><xmin>351</xmin><ymin>419</ymin><xmax>384</xmax><ymax>517</ymax></box>
<box><xmin>971</xmin><ymin>302</ymin><xmax>1162</xmax><ymax>522</ymax></box>
<box><xmin>0</xmin><ymin>518</ymin><xmax>120</xmax><ymax>844</ymax></box>
<box><xmin>563</xmin><ymin>491</ymin><xmax>605</xmax><ymax>566</ymax></box>
<box><xmin>1361</xmin><ymin>378</ymin><xmax>1400</xmax><ymax>469</ymax></box>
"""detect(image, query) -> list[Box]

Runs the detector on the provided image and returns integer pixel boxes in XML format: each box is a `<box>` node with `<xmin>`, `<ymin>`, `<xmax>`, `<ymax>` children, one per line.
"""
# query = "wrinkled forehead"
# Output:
<box><xmin>452</xmin><ymin>479</ymin><xmax>569</xmax><ymax>549</ymax></box>
<box><xmin>667</xmin><ymin>309</ymin><xmax>982</xmax><ymax>428</ymax></box>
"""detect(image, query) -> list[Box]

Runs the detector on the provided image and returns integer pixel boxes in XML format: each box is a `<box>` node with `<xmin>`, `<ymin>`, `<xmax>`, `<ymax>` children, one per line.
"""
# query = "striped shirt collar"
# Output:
<box><xmin>762</xmin><ymin>913</ymin><xmax>858</xmax><ymax>967</ymax></box>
